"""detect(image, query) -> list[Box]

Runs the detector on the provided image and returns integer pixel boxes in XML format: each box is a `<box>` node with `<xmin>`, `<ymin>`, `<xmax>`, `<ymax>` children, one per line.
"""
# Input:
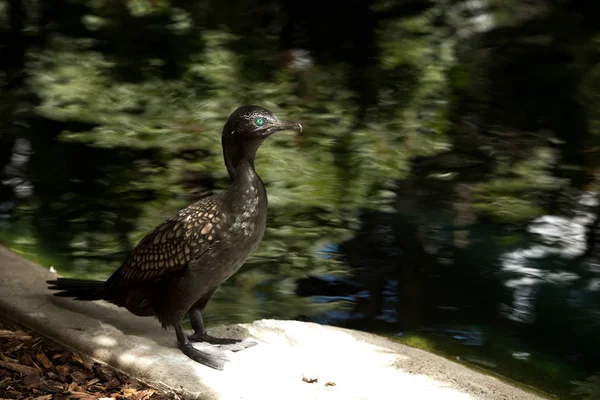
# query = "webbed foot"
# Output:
<box><xmin>188</xmin><ymin>332</ymin><xmax>257</xmax><ymax>352</ymax></box>
<box><xmin>180</xmin><ymin>342</ymin><xmax>229</xmax><ymax>370</ymax></box>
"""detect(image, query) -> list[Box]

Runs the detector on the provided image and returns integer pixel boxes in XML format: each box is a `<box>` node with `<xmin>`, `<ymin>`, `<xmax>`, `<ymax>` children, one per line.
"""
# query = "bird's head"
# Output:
<box><xmin>222</xmin><ymin>105</ymin><xmax>302</xmax><ymax>139</ymax></box>
<box><xmin>221</xmin><ymin>105</ymin><xmax>302</xmax><ymax>178</ymax></box>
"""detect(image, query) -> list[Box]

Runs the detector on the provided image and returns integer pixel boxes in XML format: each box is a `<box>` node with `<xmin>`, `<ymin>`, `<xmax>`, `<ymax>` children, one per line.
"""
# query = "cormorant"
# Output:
<box><xmin>47</xmin><ymin>105</ymin><xmax>302</xmax><ymax>370</ymax></box>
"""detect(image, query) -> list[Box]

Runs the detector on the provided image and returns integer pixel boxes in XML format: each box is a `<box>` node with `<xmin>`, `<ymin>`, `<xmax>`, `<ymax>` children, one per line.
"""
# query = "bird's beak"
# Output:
<box><xmin>261</xmin><ymin>121</ymin><xmax>303</xmax><ymax>137</ymax></box>
<box><xmin>280</xmin><ymin>121</ymin><xmax>303</xmax><ymax>133</ymax></box>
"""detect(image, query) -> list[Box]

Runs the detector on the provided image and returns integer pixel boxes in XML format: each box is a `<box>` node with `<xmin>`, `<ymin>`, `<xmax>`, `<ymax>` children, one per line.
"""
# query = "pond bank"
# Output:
<box><xmin>0</xmin><ymin>245</ymin><xmax>546</xmax><ymax>400</ymax></box>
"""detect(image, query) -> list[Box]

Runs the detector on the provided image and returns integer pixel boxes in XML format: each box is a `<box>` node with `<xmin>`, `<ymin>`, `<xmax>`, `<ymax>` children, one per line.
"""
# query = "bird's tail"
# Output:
<box><xmin>47</xmin><ymin>278</ymin><xmax>106</xmax><ymax>301</ymax></box>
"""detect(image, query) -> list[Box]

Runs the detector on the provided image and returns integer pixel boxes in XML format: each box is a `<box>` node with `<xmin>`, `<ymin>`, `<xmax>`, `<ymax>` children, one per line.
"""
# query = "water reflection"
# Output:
<box><xmin>1</xmin><ymin>137</ymin><xmax>33</xmax><ymax>216</ymax></box>
<box><xmin>502</xmin><ymin>193</ymin><xmax>598</xmax><ymax>322</ymax></box>
<box><xmin>445</xmin><ymin>327</ymin><xmax>485</xmax><ymax>346</ymax></box>
<box><xmin>293</xmin><ymin>167</ymin><xmax>599</xmax><ymax>396</ymax></box>
<box><xmin>1</xmin><ymin>83</ymin><xmax>597</xmax><ymax>400</ymax></box>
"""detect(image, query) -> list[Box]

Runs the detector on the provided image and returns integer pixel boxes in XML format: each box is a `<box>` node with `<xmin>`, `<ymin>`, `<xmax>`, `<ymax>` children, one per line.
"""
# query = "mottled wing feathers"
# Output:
<box><xmin>115</xmin><ymin>197</ymin><xmax>226</xmax><ymax>282</ymax></box>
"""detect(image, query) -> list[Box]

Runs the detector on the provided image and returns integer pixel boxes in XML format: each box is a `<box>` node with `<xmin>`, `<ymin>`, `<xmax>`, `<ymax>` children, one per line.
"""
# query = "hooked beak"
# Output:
<box><xmin>259</xmin><ymin>121</ymin><xmax>303</xmax><ymax>137</ymax></box>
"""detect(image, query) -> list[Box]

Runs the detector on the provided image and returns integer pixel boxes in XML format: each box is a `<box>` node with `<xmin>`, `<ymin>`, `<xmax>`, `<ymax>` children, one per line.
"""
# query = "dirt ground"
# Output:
<box><xmin>0</xmin><ymin>320</ymin><xmax>176</xmax><ymax>400</ymax></box>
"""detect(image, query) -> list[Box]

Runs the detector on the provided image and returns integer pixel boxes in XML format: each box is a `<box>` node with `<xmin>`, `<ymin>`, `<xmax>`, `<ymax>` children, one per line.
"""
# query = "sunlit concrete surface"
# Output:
<box><xmin>0</xmin><ymin>245</ymin><xmax>545</xmax><ymax>400</ymax></box>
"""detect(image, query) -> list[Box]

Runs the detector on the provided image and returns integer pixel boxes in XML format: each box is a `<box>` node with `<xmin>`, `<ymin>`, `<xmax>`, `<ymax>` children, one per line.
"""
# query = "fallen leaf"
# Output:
<box><xmin>302</xmin><ymin>375</ymin><xmax>318</xmax><ymax>384</ymax></box>
<box><xmin>115</xmin><ymin>372</ymin><xmax>129</xmax><ymax>384</ymax></box>
<box><xmin>67</xmin><ymin>392</ymin><xmax>93</xmax><ymax>399</ymax></box>
<box><xmin>131</xmin><ymin>389</ymin><xmax>155</xmax><ymax>400</ymax></box>
<box><xmin>39</xmin><ymin>379</ymin><xmax>65</xmax><ymax>393</ymax></box>
<box><xmin>60</xmin><ymin>351</ymin><xmax>74</xmax><ymax>364</ymax></box>
<box><xmin>105</xmin><ymin>377</ymin><xmax>120</xmax><ymax>390</ymax></box>
<box><xmin>67</xmin><ymin>381</ymin><xmax>79</xmax><ymax>392</ymax></box>
<box><xmin>36</xmin><ymin>352</ymin><xmax>53</xmax><ymax>369</ymax></box>
<box><xmin>0</xmin><ymin>329</ymin><xmax>32</xmax><ymax>341</ymax></box>
<box><xmin>21</xmin><ymin>353</ymin><xmax>41</xmax><ymax>370</ymax></box>
<box><xmin>122</xmin><ymin>382</ymin><xmax>140</xmax><ymax>390</ymax></box>
<box><xmin>32</xmin><ymin>395</ymin><xmax>53</xmax><ymax>400</ymax></box>
<box><xmin>72</xmin><ymin>352</ymin><xmax>86</xmax><ymax>366</ymax></box>
<box><xmin>57</xmin><ymin>364</ymin><xmax>71</xmax><ymax>380</ymax></box>
<box><xmin>86</xmin><ymin>378</ymin><xmax>100</xmax><ymax>386</ymax></box>
<box><xmin>122</xmin><ymin>388</ymin><xmax>137</xmax><ymax>398</ymax></box>
<box><xmin>0</xmin><ymin>359</ymin><xmax>39</xmax><ymax>375</ymax></box>
<box><xmin>71</xmin><ymin>370</ymin><xmax>88</xmax><ymax>384</ymax></box>
<box><xmin>94</xmin><ymin>364</ymin><xmax>115</xmax><ymax>382</ymax></box>
<box><xmin>23</xmin><ymin>371</ymin><xmax>42</xmax><ymax>386</ymax></box>
<box><xmin>7</xmin><ymin>343</ymin><xmax>24</xmax><ymax>353</ymax></box>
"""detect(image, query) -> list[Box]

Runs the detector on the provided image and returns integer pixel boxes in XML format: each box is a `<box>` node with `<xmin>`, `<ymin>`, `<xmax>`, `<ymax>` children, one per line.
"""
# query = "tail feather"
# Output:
<box><xmin>47</xmin><ymin>278</ymin><xmax>106</xmax><ymax>301</ymax></box>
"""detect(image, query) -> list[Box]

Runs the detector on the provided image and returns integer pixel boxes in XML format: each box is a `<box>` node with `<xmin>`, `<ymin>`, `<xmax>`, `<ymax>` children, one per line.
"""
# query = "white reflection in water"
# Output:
<box><xmin>501</xmin><ymin>192</ymin><xmax>598</xmax><ymax>322</ymax></box>
<box><xmin>1</xmin><ymin>138</ymin><xmax>34</xmax><ymax>203</ymax></box>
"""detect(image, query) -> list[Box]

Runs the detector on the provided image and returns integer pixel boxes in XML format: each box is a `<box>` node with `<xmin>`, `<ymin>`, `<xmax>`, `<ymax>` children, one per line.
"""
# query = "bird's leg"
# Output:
<box><xmin>175</xmin><ymin>320</ymin><xmax>229</xmax><ymax>370</ymax></box>
<box><xmin>188</xmin><ymin>307</ymin><xmax>257</xmax><ymax>352</ymax></box>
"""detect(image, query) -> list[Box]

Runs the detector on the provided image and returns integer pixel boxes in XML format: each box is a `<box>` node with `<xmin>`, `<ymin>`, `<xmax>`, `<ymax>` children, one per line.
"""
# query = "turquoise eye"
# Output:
<box><xmin>255</xmin><ymin>117</ymin><xmax>264</xmax><ymax>126</ymax></box>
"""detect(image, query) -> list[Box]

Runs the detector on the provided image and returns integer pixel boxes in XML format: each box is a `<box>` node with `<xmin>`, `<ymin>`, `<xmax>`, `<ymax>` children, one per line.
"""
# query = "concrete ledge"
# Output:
<box><xmin>0</xmin><ymin>245</ymin><xmax>545</xmax><ymax>399</ymax></box>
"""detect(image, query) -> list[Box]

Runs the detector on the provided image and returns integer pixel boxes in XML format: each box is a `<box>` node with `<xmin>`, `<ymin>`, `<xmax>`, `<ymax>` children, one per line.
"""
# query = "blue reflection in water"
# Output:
<box><xmin>444</xmin><ymin>327</ymin><xmax>485</xmax><ymax>346</ymax></box>
<box><xmin>318</xmin><ymin>243</ymin><xmax>339</xmax><ymax>259</ymax></box>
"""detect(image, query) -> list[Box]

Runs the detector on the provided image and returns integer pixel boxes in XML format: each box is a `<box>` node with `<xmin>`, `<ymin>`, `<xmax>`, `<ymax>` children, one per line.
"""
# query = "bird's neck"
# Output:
<box><xmin>224</xmin><ymin>147</ymin><xmax>266</xmax><ymax>210</ymax></box>
<box><xmin>222</xmin><ymin>135</ymin><xmax>264</xmax><ymax>181</ymax></box>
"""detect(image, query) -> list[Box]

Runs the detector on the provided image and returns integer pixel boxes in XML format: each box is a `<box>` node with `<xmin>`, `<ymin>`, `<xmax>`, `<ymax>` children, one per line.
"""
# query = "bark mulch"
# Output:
<box><xmin>0</xmin><ymin>320</ymin><xmax>178</xmax><ymax>400</ymax></box>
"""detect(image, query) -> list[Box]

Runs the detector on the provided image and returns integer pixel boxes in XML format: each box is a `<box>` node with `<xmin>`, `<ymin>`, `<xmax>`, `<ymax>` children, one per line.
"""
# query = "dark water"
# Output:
<box><xmin>3</xmin><ymin>1</ymin><xmax>600</xmax><ymax>398</ymax></box>
<box><xmin>2</xmin><ymin>121</ymin><xmax>598</xmax><ymax>397</ymax></box>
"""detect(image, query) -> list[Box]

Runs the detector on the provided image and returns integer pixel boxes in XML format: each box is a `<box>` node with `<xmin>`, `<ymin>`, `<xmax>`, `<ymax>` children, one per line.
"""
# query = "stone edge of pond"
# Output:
<box><xmin>0</xmin><ymin>244</ymin><xmax>548</xmax><ymax>400</ymax></box>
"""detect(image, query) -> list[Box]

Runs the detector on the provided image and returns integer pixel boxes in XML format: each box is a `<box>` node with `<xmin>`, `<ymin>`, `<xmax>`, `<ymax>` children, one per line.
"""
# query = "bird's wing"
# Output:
<box><xmin>112</xmin><ymin>196</ymin><xmax>227</xmax><ymax>282</ymax></box>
